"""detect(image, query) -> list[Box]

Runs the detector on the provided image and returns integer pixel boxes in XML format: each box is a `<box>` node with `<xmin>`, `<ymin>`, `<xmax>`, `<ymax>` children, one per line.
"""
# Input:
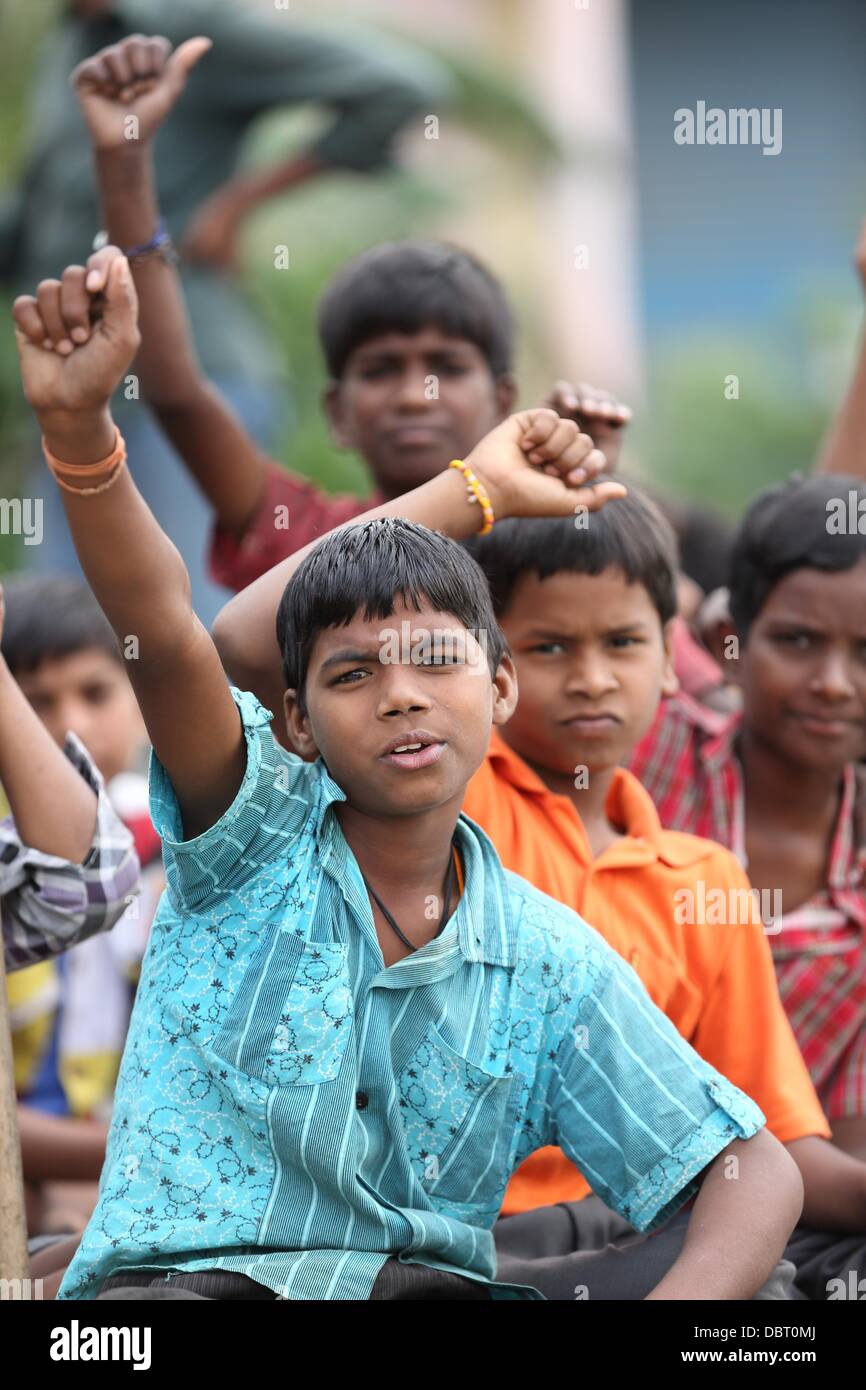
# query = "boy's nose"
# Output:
<box><xmin>394</xmin><ymin>368</ymin><xmax>433</xmax><ymax>409</ymax></box>
<box><xmin>377</xmin><ymin>666</ymin><xmax>433</xmax><ymax>717</ymax></box>
<box><xmin>811</xmin><ymin>652</ymin><xmax>857</xmax><ymax>701</ymax></box>
<box><xmin>566</xmin><ymin>656</ymin><xmax>617</xmax><ymax>699</ymax></box>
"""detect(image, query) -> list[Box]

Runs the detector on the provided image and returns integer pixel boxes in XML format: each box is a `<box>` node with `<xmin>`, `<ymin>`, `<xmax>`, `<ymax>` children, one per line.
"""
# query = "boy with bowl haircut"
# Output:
<box><xmin>13</xmin><ymin>249</ymin><xmax>801</xmax><ymax>1301</ymax></box>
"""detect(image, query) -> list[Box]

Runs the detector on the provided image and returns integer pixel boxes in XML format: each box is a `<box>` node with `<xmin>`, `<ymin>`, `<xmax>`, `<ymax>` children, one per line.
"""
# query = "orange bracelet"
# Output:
<box><xmin>53</xmin><ymin>458</ymin><xmax>128</xmax><ymax>497</ymax></box>
<box><xmin>42</xmin><ymin>427</ymin><xmax>127</xmax><ymax>482</ymax></box>
<box><xmin>448</xmin><ymin>458</ymin><xmax>495</xmax><ymax>535</ymax></box>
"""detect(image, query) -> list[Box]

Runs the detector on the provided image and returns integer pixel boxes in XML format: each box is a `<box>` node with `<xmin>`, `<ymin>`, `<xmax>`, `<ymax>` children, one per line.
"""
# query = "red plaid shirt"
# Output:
<box><xmin>631</xmin><ymin>694</ymin><xmax>866</xmax><ymax>1119</ymax></box>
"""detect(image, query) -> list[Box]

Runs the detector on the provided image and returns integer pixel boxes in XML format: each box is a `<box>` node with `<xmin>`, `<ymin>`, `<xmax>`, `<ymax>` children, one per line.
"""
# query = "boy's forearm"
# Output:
<box><xmin>213</xmin><ymin>464</ymin><xmax>495</xmax><ymax>696</ymax></box>
<box><xmin>17</xmin><ymin>1105</ymin><xmax>108</xmax><ymax>1183</ymax></box>
<box><xmin>0</xmin><ymin>659</ymin><xmax>96</xmax><ymax>862</ymax></box>
<box><xmin>95</xmin><ymin>147</ymin><xmax>266</xmax><ymax>533</ymax></box>
<box><xmin>815</xmin><ymin>326</ymin><xmax>866</xmax><ymax>478</ymax></box>
<box><xmin>96</xmin><ymin>147</ymin><xmax>201</xmax><ymax>404</ymax></box>
<box><xmin>208</xmin><ymin>152</ymin><xmax>324</xmax><ymax>219</ymax></box>
<box><xmin>787</xmin><ymin>1135</ymin><xmax>866</xmax><ymax>1231</ymax></box>
<box><xmin>39</xmin><ymin>406</ymin><xmax>195</xmax><ymax>656</ymax></box>
<box><xmin>646</xmin><ymin>1133</ymin><xmax>803</xmax><ymax>1300</ymax></box>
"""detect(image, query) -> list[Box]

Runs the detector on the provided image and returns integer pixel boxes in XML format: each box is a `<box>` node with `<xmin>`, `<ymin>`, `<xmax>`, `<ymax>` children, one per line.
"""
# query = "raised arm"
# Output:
<box><xmin>0</xmin><ymin>589</ymin><xmax>96</xmax><ymax>862</ymax></box>
<box><xmin>213</xmin><ymin>411</ymin><xmax>626</xmax><ymax>716</ymax></box>
<box><xmin>815</xmin><ymin>215</ymin><xmax>866</xmax><ymax>478</ymax></box>
<box><xmin>71</xmin><ymin>35</ymin><xmax>270</xmax><ymax>537</ymax></box>
<box><xmin>12</xmin><ymin>249</ymin><xmax>244</xmax><ymax>840</ymax></box>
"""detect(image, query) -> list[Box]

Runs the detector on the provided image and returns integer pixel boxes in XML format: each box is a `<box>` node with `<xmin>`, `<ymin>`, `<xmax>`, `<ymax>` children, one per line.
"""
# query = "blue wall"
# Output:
<box><xmin>631</xmin><ymin>0</ymin><xmax>866</xmax><ymax>333</ymax></box>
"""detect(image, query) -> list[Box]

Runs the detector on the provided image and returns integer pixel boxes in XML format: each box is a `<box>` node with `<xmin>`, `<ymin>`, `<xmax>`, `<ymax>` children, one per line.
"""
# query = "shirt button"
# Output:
<box><xmin>355</xmin><ymin>1091</ymin><xmax>369</xmax><ymax>1110</ymax></box>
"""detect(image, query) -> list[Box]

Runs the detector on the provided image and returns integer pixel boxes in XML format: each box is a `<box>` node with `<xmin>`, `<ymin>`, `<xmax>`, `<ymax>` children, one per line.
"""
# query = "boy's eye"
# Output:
<box><xmin>332</xmin><ymin>668</ymin><xmax>371</xmax><ymax>686</ymax></box>
<box><xmin>357</xmin><ymin>360</ymin><xmax>396</xmax><ymax>380</ymax></box>
<box><xmin>417</xmin><ymin>650</ymin><xmax>461</xmax><ymax>667</ymax></box>
<box><xmin>608</xmin><ymin>635</ymin><xmax>640</xmax><ymax>649</ymax></box>
<box><xmin>776</xmin><ymin>632</ymin><xmax>813</xmax><ymax>651</ymax></box>
<box><xmin>530</xmin><ymin>642</ymin><xmax>566</xmax><ymax>656</ymax></box>
<box><xmin>83</xmin><ymin>683</ymin><xmax>113</xmax><ymax>705</ymax></box>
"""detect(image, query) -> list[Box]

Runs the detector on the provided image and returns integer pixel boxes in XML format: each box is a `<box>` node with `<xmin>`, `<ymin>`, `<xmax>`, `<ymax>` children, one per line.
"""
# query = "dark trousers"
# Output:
<box><xmin>493</xmin><ymin>1195</ymin><xmax>866</xmax><ymax>1300</ymax></box>
<box><xmin>97</xmin><ymin>1259</ymin><xmax>492</xmax><ymax>1301</ymax></box>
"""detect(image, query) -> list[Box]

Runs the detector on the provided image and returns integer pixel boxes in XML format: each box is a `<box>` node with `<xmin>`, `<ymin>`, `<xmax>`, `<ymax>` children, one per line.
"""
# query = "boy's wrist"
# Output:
<box><xmin>458</xmin><ymin>456</ymin><xmax>510</xmax><ymax>524</ymax></box>
<box><xmin>38</xmin><ymin>406</ymin><xmax>117</xmax><ymax>466</ymax></box>
<box><xmin>96</xmin><ymin>144</ymin><xmax>152</xmax><ymax>184</ymax></box>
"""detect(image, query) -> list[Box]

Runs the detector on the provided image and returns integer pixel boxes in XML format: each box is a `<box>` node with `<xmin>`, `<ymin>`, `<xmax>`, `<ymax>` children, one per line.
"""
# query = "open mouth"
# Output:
<box><xmin>379</xmin><ymin>730</ymin><xmax>446</xmax><ymax>770</ymax></box>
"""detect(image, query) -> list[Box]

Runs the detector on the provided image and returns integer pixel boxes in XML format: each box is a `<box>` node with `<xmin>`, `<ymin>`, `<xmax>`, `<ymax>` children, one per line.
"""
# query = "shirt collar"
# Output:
<box><xmin>486</xmin><ymin>730</ymin><xmax>709</xmax><ymax>870</ymax></box>
<box><xmin>693</xmin><ymin>702</ymin><xmax>742</xmax><ymax>772</ymax></box>
<box><xmin>826</xmin><ymin>762</ymin><xmax>866</xmax><ymax>891</ymax></box>
<box><xmin>314</xmin><ymin>757</ymin><xmax>518</xmax><ymax>969</ymax></box>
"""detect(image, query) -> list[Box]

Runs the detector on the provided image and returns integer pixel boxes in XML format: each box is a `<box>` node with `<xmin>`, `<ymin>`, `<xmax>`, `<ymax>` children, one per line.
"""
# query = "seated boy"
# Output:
<box><xmin>462</xmin><ymin>498</ymin><xmax>866</xmax><ymax>1300</ymax></box>
<box><xmin>0</xmin><ymin>577</ymin><xmax>140</xmax><ymax>1237</ymax></box>
<box><xmin>630</xmin><ymin>475</ymin><xmax>866</xmax><ymax>1172</ymax></box>
<box><xmin>217</xmin><ymin>447</ymin><xmax>866</xmax><ymax>1298</ymax></box>
<box><xmin>12</xmin><ymin>250</ymin><xmax>802</xmax><ymax>1300</ymax></box>
<box><xmin>2</xmin><ymin>573</ymin><xmax>160</xmax><ymax>1235</ymax></box>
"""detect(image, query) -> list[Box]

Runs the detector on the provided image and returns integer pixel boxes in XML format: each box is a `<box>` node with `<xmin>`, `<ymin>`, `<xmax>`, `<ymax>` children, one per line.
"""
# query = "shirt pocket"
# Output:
<box><xmin>211</xmin><ymin>934</ymin><xmax>353</xmax><ymax>1087</ymax></box>
<box><xmin>397</xmin><ymin>1024</ymin><xmax>515</xmax><ymax>1208</ymax></box>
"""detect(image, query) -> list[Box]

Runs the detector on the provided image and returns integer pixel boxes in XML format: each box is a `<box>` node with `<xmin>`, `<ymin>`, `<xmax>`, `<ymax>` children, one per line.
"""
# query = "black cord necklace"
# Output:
<box><xmin>362</xmin><ymin>840</ymin><xmax>459</xmax><ymax>954</ymax></box>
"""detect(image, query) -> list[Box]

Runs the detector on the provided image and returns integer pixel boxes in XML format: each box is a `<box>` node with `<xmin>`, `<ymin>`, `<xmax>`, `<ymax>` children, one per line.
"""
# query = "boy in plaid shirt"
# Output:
<box><xmin>631</xmin><ymin>474</ymin><xmax>866</xmax><ymax>1168</ymax></box>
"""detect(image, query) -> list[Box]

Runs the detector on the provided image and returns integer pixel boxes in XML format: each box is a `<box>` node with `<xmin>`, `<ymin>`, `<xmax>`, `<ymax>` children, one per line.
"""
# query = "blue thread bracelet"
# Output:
<box><xmin>92</xmin><ymin>218</ymin><xmax>178</xmax><ymax>264</ymax></box>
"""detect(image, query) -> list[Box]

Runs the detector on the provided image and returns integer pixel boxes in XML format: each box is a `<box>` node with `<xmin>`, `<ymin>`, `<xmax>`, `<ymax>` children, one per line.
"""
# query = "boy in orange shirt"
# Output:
<box><xmin>219</xmin><ymin>481</ymin><xmax>866</xmax><ymax>1299</ymax></box>
<box><xmin>461</xmin><ymin>494</ymin><xmax>866</xmax><ymax>1299</ymax></box>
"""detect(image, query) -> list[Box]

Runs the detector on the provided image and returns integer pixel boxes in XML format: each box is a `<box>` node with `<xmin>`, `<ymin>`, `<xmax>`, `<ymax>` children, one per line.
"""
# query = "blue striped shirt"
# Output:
<box><xmin>59</xmin><ymin>689</ymin><xmax>764</xmax><ymax>1301</ymax></box>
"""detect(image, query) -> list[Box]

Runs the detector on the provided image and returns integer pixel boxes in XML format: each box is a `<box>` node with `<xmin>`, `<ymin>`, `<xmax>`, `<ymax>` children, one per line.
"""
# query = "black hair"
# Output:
<box><xmin>276</xmin><ymin>517</ymin><xmax>508</xmax><ymax>710</ymax></box>
<box><xmin>0</xmin><ymin>573</ymin><xmax>119</xmax><ymax>674</ymax></box>
<box><xmin>729</xmin><ymin>474</ymin><xmax>866</xmax><ymax>639</ymax></box>
<box><xmin>662</xmin><ymin>499</ymin><xmax>734</xmax><ymax>597</ymax></box>
<box><xmin>317</xmin><ymin>240</ymin><xmax>514</xmax><ymax>380</ymax></box>
<box><xmin>465</xmin><ymin>482</ymin><xmax>679</xmax><ymax>626</ymax></box>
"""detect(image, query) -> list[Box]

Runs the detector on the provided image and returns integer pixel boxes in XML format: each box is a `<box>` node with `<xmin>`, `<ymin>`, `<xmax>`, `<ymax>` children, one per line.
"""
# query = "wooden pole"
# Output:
<box><xmin>0</xmin><ymin>945</ymin><xmax>29</xmax><ymax>1283</ymax></box>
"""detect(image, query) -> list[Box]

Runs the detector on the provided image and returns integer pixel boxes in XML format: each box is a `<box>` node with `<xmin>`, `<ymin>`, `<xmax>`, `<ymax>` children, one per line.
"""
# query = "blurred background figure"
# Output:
<box><xmin>2</xmin><ymin>0</ymin><xmax>866</xmax><ymax>594</ymax></box>
<box><xmin>0</xmin><ymin>0</ymin><xmax>450</xmax><ymax>622</ymax></box>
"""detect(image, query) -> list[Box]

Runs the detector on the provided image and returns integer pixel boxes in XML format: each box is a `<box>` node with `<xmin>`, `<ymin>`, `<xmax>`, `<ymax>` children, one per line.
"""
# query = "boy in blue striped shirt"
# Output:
<box><xmin>14</xmin><ymin>248</ymin><xmax>802</xmax><ymax>1300</ymax></box>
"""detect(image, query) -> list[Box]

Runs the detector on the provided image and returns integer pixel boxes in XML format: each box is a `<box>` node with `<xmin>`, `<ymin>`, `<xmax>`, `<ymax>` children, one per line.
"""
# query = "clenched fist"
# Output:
<box><xmin>13</xmin><ymin>247</ymin><xmax>140</xmax><ymax>418</ymax></box>
<box><xmin>71</xmin><ymin>34</ymin><xmax>211</xmax><ymax>151</ymax></box>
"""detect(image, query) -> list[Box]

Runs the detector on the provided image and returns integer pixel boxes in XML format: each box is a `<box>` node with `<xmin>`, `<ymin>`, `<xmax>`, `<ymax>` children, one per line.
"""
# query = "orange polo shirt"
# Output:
<box><xmin>463</xmin><ymin>731</ymin><xmax>831</xmax><ymax>1216</ymax></box>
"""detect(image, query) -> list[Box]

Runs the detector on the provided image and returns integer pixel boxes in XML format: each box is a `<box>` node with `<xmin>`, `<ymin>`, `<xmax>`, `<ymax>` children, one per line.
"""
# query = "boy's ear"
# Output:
<box><xmin>283</xmin><ymin>689</ymin><xmax>320</xmax><ymax>760</ymax></box>
<box><xmin>696</xmin><ymin>587</ymin><xmax>741</xmax><ymax>679</ymax></box>
<box><xmin>491</xmin><ymin>653</ymin><xmax>519</xmax><ymax>726</ymax></box>
<box><xmin>323</xmin><ymin>381</ymin><xmax>352</xmax><ymax>449</ymax></box>
<box><xmin>661</xmin><ymin>619</ymin><xmax>680</xmax><ymax>698</ymax></box>
<box><xmin>494</xmin><ymin>373</ymin><xmax>518</xmax><ymax>421</ymax></box>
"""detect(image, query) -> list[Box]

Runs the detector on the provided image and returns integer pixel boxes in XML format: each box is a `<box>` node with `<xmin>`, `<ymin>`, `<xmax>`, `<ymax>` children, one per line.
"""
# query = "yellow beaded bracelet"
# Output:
<box><xmin>448</xmin><ymin>458</ymin><xmax>495</xmax><ymax>535</ymax></box>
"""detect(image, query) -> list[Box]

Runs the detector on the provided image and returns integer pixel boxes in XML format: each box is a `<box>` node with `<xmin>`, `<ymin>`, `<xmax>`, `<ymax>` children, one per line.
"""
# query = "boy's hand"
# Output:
<box><xmin>71</xmin><ymin>34</ymin><xmax>211</xmax><ymax>152</ymax></box>
<box><xmin>464</xmin><ymin>408</ymin><xmax>626</xmax><ymax>521</ymax></box>
<box><xmin>542</xmin><ymin>379</ymin><xmax>632</xmax><ymax>469</ymax></box>
<box><xmin>12</xmin><ymin>248</ymin><xmax>140</xmax><ymax>421</ymax></box>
